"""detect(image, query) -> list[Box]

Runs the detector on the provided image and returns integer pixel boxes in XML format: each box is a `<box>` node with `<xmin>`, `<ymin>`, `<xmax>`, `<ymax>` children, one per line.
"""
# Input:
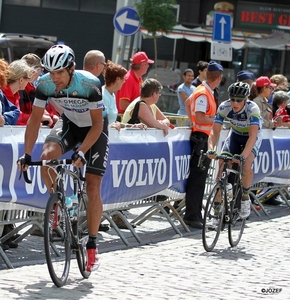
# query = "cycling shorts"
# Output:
<box><xmin>221</xmin><ymin>131</ymin><xmax>261</xmax><ymax>157</ymax></box>
<box><xmin>45</xmin><ymin>114</ymin><xmax>109</xmax><ymax>176</ymax></box>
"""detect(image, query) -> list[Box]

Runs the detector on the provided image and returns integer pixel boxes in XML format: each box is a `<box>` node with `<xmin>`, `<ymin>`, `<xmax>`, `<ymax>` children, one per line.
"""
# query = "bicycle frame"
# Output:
<box><xmin>219</xmin><ymin>159</ymin><xmax>242</xmax><ymax>224</ymax></box>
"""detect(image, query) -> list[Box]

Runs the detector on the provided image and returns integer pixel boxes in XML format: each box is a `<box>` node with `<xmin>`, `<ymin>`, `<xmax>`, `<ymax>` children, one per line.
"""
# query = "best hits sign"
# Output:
<box><xmin>236</xmin><ymin>2</ymin><xmax>290</xmax><ymax>31</ymax></box>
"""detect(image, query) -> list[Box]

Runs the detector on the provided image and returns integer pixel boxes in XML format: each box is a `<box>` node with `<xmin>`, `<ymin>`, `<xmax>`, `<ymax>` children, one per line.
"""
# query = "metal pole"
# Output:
<box><xmin>0</xmin><ymin>0</ymin><xmax>3</xmax><ymax>29</ymax></box>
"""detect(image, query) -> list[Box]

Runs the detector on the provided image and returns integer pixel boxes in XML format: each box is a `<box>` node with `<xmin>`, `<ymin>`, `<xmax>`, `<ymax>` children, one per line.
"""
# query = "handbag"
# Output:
<box><xmin>127</xmin><ymin>100</ymin><xmax>145</xmax><ymax>124</ymax></box>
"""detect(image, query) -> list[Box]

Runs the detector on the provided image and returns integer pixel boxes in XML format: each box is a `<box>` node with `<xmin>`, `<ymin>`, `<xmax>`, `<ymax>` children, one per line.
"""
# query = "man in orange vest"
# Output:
<box><xmin>184</xmin><ymin>61</ymin><xmax>223</xmax><ymax>229</ymax></box>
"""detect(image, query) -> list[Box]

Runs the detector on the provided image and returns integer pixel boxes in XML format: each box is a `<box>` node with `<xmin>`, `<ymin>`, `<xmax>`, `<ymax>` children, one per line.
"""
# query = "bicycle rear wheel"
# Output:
<box><xmin>202</xmin><ymin>182</ymin><xmax>225</xmax><ymax>252</ymax></box>
<box><xmin>75</xmin><ymin>192</ymin><xmax>91</xmax><ymax>279</ymax></box>
<box><xmin>228</xmin><ymin>184</ymin><xmax>246</xmax><ymax>247</ymax></box>
<box><xmin>44</xmin><ymin>193</ymin><xmax>71</xmax><ymax>287</ymax></box>
<box><xmin>76</xmin><ymin>235</ymin><xmax>91</xmax><ymax>279</ymax></box>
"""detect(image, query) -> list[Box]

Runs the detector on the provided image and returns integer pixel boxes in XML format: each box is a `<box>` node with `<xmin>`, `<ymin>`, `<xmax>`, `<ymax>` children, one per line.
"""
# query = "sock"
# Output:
<box><xmin>86</xmin><ymin>234</ymin><xmax>97</xmax><ymax>249</ymax></box>
<box><xmin>242</xmin><ymin>187</ymin><xmax>250</xmax><ymax>200</ymax></box>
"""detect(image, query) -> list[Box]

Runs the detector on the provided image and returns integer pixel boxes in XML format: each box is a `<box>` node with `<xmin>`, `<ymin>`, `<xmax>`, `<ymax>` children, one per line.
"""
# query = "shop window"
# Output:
<box><xmin>80</xmin><ymin>0</ymin><xmax>116</xmax><ymax>14</ymax></box>
<box><xmin>42</xmin><ymin>0</ymin><xmax>79</xmax><ymax>11</ymax></box>
<box><xmin>4</xmin><ymin>0</ymin><xmax>40</xmax><ymax>6</ymax></box>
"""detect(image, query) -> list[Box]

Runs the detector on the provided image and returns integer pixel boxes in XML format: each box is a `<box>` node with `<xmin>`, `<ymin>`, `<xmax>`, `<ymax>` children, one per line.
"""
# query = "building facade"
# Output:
<box><xmin>1</xmin><ymin>0</ymin><xmax>290</xmax><ymax>104</ymax></box>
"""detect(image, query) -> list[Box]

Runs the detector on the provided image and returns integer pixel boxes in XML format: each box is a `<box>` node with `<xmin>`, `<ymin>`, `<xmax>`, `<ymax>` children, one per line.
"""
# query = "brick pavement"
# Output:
<box><xmin>0</xmin><ymin>204</ymin><xmax>289</xmax><ymax>299</ymax></box>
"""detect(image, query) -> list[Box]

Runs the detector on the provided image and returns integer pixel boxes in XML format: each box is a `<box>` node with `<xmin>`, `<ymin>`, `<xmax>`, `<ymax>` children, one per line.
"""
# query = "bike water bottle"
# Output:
<box><xmin>227</xmin><ymin>183</ymin><xmax>233</xmax><ymax>202</ymax></box>
<box><xmin>70</xmin><ymin>194</ymin><xmax>78</xmax><ymax>218</ymax></box>
<box><xmin>65</xmin><ymin>196</ymin><xmax>73</xmax><ymax>210</ymax></box>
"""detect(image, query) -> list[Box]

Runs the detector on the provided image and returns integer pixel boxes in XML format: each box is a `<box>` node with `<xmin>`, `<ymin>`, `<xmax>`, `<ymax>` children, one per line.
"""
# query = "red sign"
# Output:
<box><xmin>236</xmin><ymin>2</ymin><xmax>290</xmax><ymax>32</ymax></box>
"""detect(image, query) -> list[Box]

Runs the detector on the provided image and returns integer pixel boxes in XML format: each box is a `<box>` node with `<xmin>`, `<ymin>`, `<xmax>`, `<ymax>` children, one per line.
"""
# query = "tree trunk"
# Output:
<box><xmin>154</xmin><ymin>36</ymin><xmax>158</xmax><ymax>77</ymax></box>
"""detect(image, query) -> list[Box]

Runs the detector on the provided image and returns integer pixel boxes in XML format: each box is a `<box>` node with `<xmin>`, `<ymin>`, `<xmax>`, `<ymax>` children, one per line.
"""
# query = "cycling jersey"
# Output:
<box><xmin>215</xmin><ymin>99</ymin><xmax>262</xmax><ymax>157</ymax></box>
<box><xmin>34</xmin><ymin>70</ymin><xmax>108</xmax><ymax>176</ymax></box>
<box><xmin>34</xmin><ymin>70</ymin><xmax>103</xmax><ymax>127</ymax></box>
<box><xmin>214</xmin><ymin>99</ymin><xmax>261</xmax><ymax>135</ymax></box>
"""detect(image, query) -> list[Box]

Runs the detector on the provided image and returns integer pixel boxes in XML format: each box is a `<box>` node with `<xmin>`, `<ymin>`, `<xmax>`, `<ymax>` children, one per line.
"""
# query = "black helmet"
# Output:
<box><xmin>228</xmin><ymin>82</ymin><xmax>250</xmax><ymax>98</ymax></box>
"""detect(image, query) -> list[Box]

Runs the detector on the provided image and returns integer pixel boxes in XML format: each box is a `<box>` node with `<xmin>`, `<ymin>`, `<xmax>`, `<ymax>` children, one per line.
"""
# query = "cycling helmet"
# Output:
<box><xmin>228</xmin><ymin>82</ymin><xmax>250</xmax><ymax>98</ymax></box>
<box><xmin>42</xmin><ymin>45</ymin><xmax>75</xmax><ymax>71</ymax></box>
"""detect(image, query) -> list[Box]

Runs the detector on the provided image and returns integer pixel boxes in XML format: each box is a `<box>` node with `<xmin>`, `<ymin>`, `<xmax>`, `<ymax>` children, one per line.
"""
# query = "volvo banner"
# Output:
<box><xmin>0</xmin><ymin>127</ymin><xmax>191</xmax><ymax>211</ymax></box>
<box><xmin>1</xmin><ymin>126</ymin><xmax>290</xmax><ymax>212</ymax></box>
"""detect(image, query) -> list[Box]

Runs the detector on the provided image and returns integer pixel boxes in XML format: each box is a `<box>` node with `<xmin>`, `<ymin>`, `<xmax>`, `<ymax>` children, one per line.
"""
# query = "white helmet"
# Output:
<box><xmin>42</xmin><ymin>44</ymin><xmax>75</xmax><ymax>71</ymax></box>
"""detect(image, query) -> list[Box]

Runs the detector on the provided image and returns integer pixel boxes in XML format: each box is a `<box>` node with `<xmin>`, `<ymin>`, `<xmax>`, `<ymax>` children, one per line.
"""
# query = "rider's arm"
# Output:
<box><xmin>208</xmin><ymin>123</ymin><xmax>222</xmax><ymax>151</ymax></box>
<box><xmin>25</xmin><ymin>105</ymin><xmax>45</xmax><ymax>155</ymax></box>
<box><xmin>241</xmin><ymin>124</ymin><xmax>259</xmax><ymax>158</ymax></box>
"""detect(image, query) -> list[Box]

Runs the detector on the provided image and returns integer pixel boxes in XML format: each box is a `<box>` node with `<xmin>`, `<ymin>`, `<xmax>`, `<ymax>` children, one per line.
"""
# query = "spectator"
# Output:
<box><xmin>102</xmin><ymin>60</ymin><xmax>127</xmax><ymax>124</ymax></box>
<box><xmin>272</xmin><ymin>91</ymin><xmax>290</xmax><ymax>125</ymax></box>
<box><xmin>2</xmin><ymin>59</ymin><xmax>34</xmax><ymax>114</ymax></box>
<box><xmin>122</xmin><ymin>78</ymin><xmax>171</xmax><ymax>136</ymax></box>
<box><xmin>177</xmin><ymin>68</ymin><xmax>195</xmax><ymax>116</ymax></box>
<box><xmin>268</xmin><ymin>74</ymin><xmax>289</xmax><ymax>104</ymax></box>
<box><xmin>184</xmin><ymin>61</ymin><xmax>223</xmax><ymax>229</ymax></box>
<box><xmin>250</xmin><ymin>76</ymin><xmax>281</xmax><ymax>129</ymax></box>
<box><xmin>0</xmin><ymin>58</ymin><xmax>20</xmax><ymax>250</ymax></box>
<box><xmin>83</xmin><ymin>50</ymin><xmax>106</xmax><ymax>78</ymax></box>
<box><xmin>20</xmin><ymin>53</ymin><xmax>59</xmax><ymax>127</ymax></box>
<box><xmin>116</xmin><ymin>51</ymin><xmax>154</xmax><ymax>114</ymax></box>
<box><xmin>237</xmin><ymin>70</ymin><xmax>255</xmax><ymax>87</ymax></box>
<box><xmin>192</xmin><ymin>61</ymin><xmax>208</xmax><ymax>87</ymax></box>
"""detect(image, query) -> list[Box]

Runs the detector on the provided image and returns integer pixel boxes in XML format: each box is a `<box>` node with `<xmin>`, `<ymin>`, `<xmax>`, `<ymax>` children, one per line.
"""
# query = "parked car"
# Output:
<box><xmin>0</xmin><ymin>33</ymin><xmax>56</xmax><ymax>63</ymax></box>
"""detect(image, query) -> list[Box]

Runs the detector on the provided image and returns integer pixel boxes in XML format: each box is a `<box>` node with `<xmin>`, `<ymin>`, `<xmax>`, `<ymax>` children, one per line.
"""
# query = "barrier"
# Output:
<box><xmin>1</xmin><ymin>126</ymin><xmax>290</xmax><ymax>268</ymax></box>
<box><xmin>0</xmin><ymin>126</ymin><xmax>192</xmax><ymax>268</ymax></box>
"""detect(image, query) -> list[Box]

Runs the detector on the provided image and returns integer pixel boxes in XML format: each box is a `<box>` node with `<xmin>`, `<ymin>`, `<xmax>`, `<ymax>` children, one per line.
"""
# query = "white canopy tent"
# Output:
<box><xmin>140</xmin><ymin>25</ymin><xmax>290</xmax><ymax>50</ymax></box>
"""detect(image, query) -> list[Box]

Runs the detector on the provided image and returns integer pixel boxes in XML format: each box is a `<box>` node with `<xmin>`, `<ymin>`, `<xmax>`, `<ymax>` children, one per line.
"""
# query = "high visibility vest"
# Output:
<box><xmin>189</xmin><ymin>84</ymin><xmax>216</xmax><ymax>136</ymax></box>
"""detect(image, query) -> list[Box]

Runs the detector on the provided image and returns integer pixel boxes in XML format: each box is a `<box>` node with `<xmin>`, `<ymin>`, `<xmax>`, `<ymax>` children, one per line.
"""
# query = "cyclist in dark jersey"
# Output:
<box><xmin>18</xmin><ymin>44</ymin><xmax>108</xmax><ymax>272</ymax></box>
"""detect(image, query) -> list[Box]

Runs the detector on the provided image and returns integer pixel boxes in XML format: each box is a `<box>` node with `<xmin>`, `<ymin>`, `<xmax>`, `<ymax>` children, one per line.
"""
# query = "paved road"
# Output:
<box><xmin>0</xmin><ymin>204</ymin><xmax>289</xmax><ymax>299</ymax></box>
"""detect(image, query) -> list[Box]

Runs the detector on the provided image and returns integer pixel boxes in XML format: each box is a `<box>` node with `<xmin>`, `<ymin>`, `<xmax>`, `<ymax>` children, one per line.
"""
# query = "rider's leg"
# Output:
<box><xmin>85</xmin><ymin>173</ymin><xmax>103</xmax><ymax>238</ymax></box>
<box><xmin>241</xmin><ymin>152</ymin><xmax>255</xmax><ymax>199</ymax></box>
<box><xmin>240</xmin><ymin>152</ymin><xmax>255</xmax><ymax>218</ymax></box>
<box><xmin>85</xmin><ymin>173</ymin><xmax>103</xmax><ymax>272</ymax></box>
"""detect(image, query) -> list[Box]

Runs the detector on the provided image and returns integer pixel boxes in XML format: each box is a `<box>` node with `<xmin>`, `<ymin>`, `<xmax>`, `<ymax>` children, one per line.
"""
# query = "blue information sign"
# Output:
<box><xmin>212</xmin><ymin>12</ymin><xmax>232</xmax><ymax>43</ymax></box>
<box><xmin>113</xmin><ymin>7</ymin><xmax>140</xmax><ymax>36</ymax></box>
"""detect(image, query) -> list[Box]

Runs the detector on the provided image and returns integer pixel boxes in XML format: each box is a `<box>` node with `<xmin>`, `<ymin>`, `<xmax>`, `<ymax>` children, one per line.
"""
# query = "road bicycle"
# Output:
<box><xmin>21</xmin><ymin>158</ymin><xmax>90</xmax><ymax>287</ymax></box>
<box><xmin>199</xmin><ymin>152</ymin><xmax>246</xmax><ymax>252</ymax></box>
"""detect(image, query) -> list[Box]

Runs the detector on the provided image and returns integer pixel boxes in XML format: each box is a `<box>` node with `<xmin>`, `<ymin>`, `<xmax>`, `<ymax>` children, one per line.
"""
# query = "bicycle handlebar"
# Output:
<box><xmin>198</xmin><ymin>150</ymin><xmax>245</xmax><ymax>174</ymax></box>
<box><xmin>19</xmin><ymin>158</ymin><xmax>85</xmax><ymax>184</ymax></box>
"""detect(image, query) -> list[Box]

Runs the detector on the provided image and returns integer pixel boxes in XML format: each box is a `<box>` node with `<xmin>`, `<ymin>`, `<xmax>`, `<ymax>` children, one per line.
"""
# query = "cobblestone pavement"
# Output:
<box><xmin>0</xmin><ymin>204</ymin><xmax>289</xmax><ymax>299</ymax></box>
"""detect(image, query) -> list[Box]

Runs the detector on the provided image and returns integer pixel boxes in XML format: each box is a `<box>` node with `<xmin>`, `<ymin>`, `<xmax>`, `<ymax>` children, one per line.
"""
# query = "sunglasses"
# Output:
<box><xmin>230</xmin><ymin>98</ymin><xmax>246</xmax><ymax>103</ymax></box>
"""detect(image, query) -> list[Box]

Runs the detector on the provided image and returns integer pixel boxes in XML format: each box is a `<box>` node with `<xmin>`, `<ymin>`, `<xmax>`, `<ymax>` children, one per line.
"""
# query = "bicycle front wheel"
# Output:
<box><xmin>44</xmin><ymin>193</ymin><xmax>71</xmax><ymax>287</ymax></box>
<box><xmin>228</xmin><ymin>184</ymin><xmax>246</xmax><ymax>247</ymax></box>
<box><xmin>202</xmin><ymin>182</ymin><xmax>225</xmax><ymax>252</ymax></box>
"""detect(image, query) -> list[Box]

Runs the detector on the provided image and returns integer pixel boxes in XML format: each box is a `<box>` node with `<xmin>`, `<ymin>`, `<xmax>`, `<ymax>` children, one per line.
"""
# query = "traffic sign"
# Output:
<box><xmin>210</xmin><ymin>42</ymin><xmax>232</xmax><ymax>62</ymax></box>
<box><xmin>113</xmin><ymin>7</ymin><xmax>140</xmax><ymax>36</ymax></box>
<box><xmin>212</xmin><ymin>12</ymin><xmax>232</xmax><ymax>43</ymax></box>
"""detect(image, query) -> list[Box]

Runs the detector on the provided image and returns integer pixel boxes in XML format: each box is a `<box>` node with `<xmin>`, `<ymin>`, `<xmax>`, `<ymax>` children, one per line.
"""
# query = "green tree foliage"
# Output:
<box><xmin>135</xmin><ymin>0</ymin><xmax>177</xmax><ymax>73</ymax></box>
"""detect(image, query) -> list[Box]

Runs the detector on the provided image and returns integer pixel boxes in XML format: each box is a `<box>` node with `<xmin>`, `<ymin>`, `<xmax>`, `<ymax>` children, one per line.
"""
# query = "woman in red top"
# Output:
<box><xmin>2</xmin><ymin>59</ymin><xmax>34</xmax><ymax>125</ymax></box>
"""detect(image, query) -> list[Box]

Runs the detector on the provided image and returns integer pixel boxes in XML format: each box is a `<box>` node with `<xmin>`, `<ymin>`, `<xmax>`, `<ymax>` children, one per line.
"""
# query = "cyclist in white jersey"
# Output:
<box><xmin>18</xmin><ymin>45</ymin><xmax>108</xmax><ymax>272</ymax></box>
<box><xmin>207</xmin><ymin>82</ymin><xmax>262</xmax><ymax>219</ymax></box>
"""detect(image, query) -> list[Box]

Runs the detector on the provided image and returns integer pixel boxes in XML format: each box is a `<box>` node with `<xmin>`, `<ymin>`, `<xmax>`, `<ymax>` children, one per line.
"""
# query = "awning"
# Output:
<box><xmin>140</xmin><ymin>25</ymin><xmax>290</xmax><ymax>50</ymax></box>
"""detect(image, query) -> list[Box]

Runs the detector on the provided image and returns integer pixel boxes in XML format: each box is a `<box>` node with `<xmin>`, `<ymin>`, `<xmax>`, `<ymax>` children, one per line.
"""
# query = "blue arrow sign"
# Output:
<box><xmin>212</xmin><ymin>12</ymin><xmax>232</xmax><ymax>43</ymax></box>
<box><xmin>113</xmin><ymin>7</ymin><xmax>140</xmax><ymax>36</ymax></box>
